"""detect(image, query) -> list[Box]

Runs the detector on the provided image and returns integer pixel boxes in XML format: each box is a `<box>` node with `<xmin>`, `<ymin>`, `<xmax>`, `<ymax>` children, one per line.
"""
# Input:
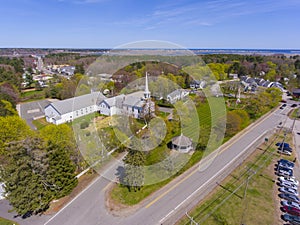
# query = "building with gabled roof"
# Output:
<box><xmin>45</xmin><ymin>92</ymin><xmax>106</xmax><ymax>125</ymax></box>
<box><xmin>166</xmin><ymin>89</ymin><xmax>189</xmax><ymax>104</ymax></box>
<box><xmin>98</xmin><ymin>73</ymin><xmax>155</xmax><ymax>119</ymax></box>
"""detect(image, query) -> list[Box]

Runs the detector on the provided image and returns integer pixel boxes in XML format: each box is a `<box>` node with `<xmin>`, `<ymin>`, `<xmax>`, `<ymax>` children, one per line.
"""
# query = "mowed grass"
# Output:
<box><xmin>110</xmin><ymin>98</ymin><xmax>226</xmax><ymax>205</ymax></box>
<box><xmin>32</xmin><ymin>117</ymin><xmax>49</xmax><ymax>130</ymax></box>
<box><xmin>177</xmin><ymin>131</ymin><xmax>292</xmax><ymax>225</ymax></box>
<box><xmin>0</xmin><ymin>217</ymin><xmax>19</xmax><ymax>225</ymax></box>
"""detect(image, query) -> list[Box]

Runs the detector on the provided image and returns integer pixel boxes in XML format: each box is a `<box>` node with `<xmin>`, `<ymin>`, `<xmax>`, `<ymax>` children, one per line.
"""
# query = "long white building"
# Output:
<box><xmin>45</xmin><ymin>92</ymin><xmax>105</xmax><ymax>125</ymax></box>
<box><xmin>45</xmin><ymin>73</ymin><xmax>155</xmax><ymax>124</ymax></box>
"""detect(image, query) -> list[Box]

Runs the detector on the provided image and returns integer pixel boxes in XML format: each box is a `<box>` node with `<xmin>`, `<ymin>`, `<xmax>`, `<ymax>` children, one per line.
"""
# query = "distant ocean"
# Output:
<box><xmin>190</xmin><ymin>49</ymin><xmax>300</xmax><ymax>55</ymax></box>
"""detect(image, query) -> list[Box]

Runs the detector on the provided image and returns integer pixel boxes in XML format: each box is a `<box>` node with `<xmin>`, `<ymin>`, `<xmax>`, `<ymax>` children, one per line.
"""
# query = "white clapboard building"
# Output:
<box><xmin>99</xmin><ymin>73</ymin><xmax>155</xmax><ymax>119</ymax></box>
<box><xmin>45</xmin><ymin>92</ymin><xmax>105</xmax><ymax>125</ymax></box>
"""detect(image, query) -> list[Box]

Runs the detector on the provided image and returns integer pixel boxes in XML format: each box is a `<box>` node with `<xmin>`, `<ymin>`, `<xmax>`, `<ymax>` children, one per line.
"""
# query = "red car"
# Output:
<box><xmin>283</xmin><ymin>205</ymin><xmax>300</xmax><ymax>216</ymax></box>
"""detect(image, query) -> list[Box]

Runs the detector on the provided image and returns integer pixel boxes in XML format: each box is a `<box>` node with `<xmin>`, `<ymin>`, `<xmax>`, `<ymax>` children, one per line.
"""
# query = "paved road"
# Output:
<box><xmin>1</xmin><ymin>105</ymin><xmax>289</xmax><ymax>225</ymax></box>
<box><xmin>38</xmin><ymin>106</ymin><xmax>288</xmax><ymax>225</ymax></box>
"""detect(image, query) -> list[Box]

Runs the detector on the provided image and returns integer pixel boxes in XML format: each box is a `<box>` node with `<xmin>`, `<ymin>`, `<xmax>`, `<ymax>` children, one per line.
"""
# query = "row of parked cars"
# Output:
<box><xmin>275</xmin><ymin>147</ymin><xmax>300</xmax><ymax>224</ymax></box>
<box><xmin>276</xmin><ymin>141</ymin><xmax>294</xmax><ymax>156</ymax></box>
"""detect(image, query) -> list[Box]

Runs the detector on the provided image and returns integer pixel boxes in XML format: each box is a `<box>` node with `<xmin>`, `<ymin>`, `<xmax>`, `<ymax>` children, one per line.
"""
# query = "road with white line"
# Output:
<box><xmin>0</xmin><ymin>105</ymin><xmax>291</xmax><ymax>225</ymax></box>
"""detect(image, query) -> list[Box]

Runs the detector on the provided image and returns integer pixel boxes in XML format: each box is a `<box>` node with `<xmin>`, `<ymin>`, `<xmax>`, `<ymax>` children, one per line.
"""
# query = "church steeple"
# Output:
<box><xmin>144</xmin><ymin>72</ymin><xmax>151</xmax><ymax>99</ymax></box>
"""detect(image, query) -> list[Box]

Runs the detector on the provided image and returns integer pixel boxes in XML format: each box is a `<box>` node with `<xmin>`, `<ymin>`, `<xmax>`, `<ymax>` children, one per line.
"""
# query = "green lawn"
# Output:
<box><xmin>32</xmin><ymin>117</ymin><xmax>49</xmax><ymax>130</ymax></box>
<box><xmin>0</xmin><ymin>217</ymin><xmax>19</xmax><ymax>225</ymax></box>
<box><xmin>20</xmin><ymin>90</ymin><xmax>45</xmax><ymax>102</ymax></box>
<box><xmin>110</xmin><ymin>98</ymin><xmax>225</xmax><ymax>205</ymax></box>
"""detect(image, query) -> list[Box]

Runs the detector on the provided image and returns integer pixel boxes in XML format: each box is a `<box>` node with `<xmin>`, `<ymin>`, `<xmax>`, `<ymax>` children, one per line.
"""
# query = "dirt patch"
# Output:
<box><xmin>44</xmin><ymin>172</ymin><xmax>98</xmax><ymax>215</ymax></box>
<box><xmin>105</xmin><ymin>182</ymin><xmax>140</xmax><ymax>217</ymax></box>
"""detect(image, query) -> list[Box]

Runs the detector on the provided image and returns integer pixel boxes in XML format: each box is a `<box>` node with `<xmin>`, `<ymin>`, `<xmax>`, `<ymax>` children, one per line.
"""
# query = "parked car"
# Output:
<box><xmin>277</xmin><ymin>169</ymin><xmax>293</xmax><ymax>178</ymax></box>
<box><xmin>291</xmin><ymin>104</ymin><xmax>298</xmax><ymax>108</ymax></box>
<box><xmin>278</xmin><ymin>159</ymin><xmax>294</xmax><ymax>168</ymax></box>
<box><xmin>279</xmin><ymin>187</ymin><xmax>299</xmax><ymax>196</ymax></box>
<box><xmin>280</xmin><ymin>193</ymin><xmax>300</xmax><ymax>203</ymax></box>
<box><xmin>278</xmin><ymin>150</ymin><xmax>292</xmax><ymax>156</ymax></box>
<box><xmin>279</xmin><ymin>162</ymin><xmax>295</xmax><ymax>170</ymax></box>
<box><xmin>283</xmin><ymin>205</ymin><xmax>300</xmax><ymax>216</ymax></box>
<box><xmin>281</xmin><ymin>200</ymin><xmax>300</xmax><ymax>209</ymax></box>
<box><xmin>279</xmin><ymin>180</ymin><xmax>298</xmax><ymax>190</ymax></box>
<box><xmin>277</xmin><ymin>166</ymin><xmax>293</xmax><ymax>174</ymax></box>
<box><xmin>281</xmin><ymin>146</ymin><xmax>293</xmax><ymax>152</ymax></box>
<box><xmin>276</xmin><ymin>142</ymin><xmax>290</xmax><ymax>147</ymax></box>
<box><xmin>282</xmin><ymin>213</ymin><xmax>300</xmax><ymax>224</ymax></box>
<box><xmin>279</xmin><ymin>176</ymin><xmax>299</xmax><ymax>186</ymax></box>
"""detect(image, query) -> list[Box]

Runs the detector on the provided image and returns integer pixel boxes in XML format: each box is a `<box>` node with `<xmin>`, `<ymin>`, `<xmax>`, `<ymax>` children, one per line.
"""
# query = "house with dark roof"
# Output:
<box><xmin>292</xmin><ymin>88</ymin><xmax>300</xmax><ymax>98</ymax></box>
<box><xmin>190</xmin><ymin>80</ymin><xmax>206</xmax><ymax>89</ymax></box>
<box><xmin>45</xmin><ymin>92</ymin><xmax>105</xmax><ymax>125</ymax></box>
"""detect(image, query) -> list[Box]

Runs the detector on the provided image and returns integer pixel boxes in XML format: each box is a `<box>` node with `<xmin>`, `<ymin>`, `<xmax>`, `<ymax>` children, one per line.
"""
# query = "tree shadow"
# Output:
<box><xmin>115</xmin><ymin>166</ymin><xmax>125</xmax><ymax>184</ymax></box>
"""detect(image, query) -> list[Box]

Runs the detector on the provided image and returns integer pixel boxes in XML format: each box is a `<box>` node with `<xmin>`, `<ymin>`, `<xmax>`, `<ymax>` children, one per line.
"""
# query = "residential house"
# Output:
<box><xmin>166</xmin><ymin>89</ymin><xmax>189</xmax><ymax>104</ymax></box>
<box><xmin>190</xmin><ymin>80</ymin><xmax>206</xmax><ymax>89</ymax></box>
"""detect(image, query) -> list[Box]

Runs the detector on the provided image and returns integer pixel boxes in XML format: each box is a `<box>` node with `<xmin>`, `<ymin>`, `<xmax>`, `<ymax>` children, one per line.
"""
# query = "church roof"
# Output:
<box><xmin>46</xmin><ymin>92</ymin><xmax>105</xmax><ymax>115</ymax></box>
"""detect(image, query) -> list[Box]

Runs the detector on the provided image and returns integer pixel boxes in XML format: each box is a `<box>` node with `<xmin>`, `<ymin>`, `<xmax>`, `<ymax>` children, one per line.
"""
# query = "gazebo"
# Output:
<box><xmin>171</xmin><ymin>134</ymin><xmax>193</xmax><ymax>153</ymax></box>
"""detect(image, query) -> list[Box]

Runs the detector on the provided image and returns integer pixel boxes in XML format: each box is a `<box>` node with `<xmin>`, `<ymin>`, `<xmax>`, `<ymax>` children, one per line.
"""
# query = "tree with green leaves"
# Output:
<box><xmin>0</xmin><ymin>138</ymin><xmax>51</xmax><ymax>216</ymax></box>
<box><xmin>46</xmin><ymin>141</ymin><xmax>78</xmax><ymax>198</ymax></box>
<box><xmin>0</xmin><ymin>116</ymin><xmax>33</xmax><ymax>156</ymax></box>
<box><xmin>225</xmin><ymin>111</ymin><xmax>242</xmax><ymax>137</ymax></box>
<box><xmin>0</xmin><ymin>100</ymin><xmax>18</xmax><ymax>117</ymax></box>
<box><xmin>123</xmin><ymin>149</ymin><xmax>145</xmax><ymax>192</ymax></box>
<box><xmin>39</xmin><ymin>124</ymin><xmax>81</xmax><ymax>169</ymax></box>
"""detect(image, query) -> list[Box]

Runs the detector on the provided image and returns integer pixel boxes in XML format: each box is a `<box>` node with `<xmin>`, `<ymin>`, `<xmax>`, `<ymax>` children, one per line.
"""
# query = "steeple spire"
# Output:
<box><xmin>144</xmin><ymin>72</ymin><xmax>151</xmax><ymax>99</ymax></box>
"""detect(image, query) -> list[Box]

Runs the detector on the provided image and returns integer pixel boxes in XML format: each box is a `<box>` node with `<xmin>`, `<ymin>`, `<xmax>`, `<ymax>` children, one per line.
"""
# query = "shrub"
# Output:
<box><xmin>80</xmin><ymin>121</ymin><xmax>89</xmax><ymax>129</ymax></box>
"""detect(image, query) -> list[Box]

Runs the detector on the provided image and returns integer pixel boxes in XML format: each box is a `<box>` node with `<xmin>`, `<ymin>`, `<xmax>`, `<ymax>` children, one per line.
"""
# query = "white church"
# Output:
<box><xmin>45</xmin><ymin>73</ymin><xmax>155</xmax><ymax>125</ymax></box>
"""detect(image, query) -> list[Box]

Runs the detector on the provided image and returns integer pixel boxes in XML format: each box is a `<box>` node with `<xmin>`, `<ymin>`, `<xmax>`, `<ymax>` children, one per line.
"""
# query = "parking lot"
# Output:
<box><xmin>16</xmin><ymin>99</ymin><xmax>57</xmax><ymax>129</ymax></box>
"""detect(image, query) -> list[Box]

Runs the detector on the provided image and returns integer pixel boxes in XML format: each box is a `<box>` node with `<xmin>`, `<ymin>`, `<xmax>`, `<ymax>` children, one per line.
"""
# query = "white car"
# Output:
<box><xmin>280</xmin><ymin>180</ymin><xmax>298</xmax><ymax>190</ymax></box>
<box><xmin>278</xmin><ymin>150</ymin><xmax>292</xmax><ymax>156</ymax></box>
<box><xmin>281</xmin><ymin>200</ymin><xmax>300</xmax><ymax>209</ymax></box>
<box><xmin>279</xmin><ymin>176</ymin><xmax>299</xmax><ymax>186</ymax></box>
<box><xmin>280</xmin><ymin>187</ymin><xmax>299</xmax><ymax>196</ymax></box>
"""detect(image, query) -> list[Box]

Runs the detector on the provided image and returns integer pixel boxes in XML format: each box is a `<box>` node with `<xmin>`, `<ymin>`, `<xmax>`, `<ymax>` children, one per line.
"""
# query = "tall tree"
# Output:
<box><xmin>0</xmin><ymin>138</ymin><xmax>51</xmax><ymax>216</ymax></box>
<box><xmin>0</xmin><ymin>116</ymin><xmax>32</xmax><ymax>156</ymax></box>
<box><xmin>39</xmin><ymin>124</ymin><xmax>81</xmax><ymax>169</ymax></box>
<box><xmin>46</xmin><ymin>141</ymin><xmax>78</xmax><ymax>198</ymax></box>
<box><xmin>123</xmin><ymin>149</ymin><xmax>145</xmax><ymax>192</ymax></box>
<box><xmin>0</xmin><ymin>100</ymin><xmax>18</xmax><ymax>117</ymax></box>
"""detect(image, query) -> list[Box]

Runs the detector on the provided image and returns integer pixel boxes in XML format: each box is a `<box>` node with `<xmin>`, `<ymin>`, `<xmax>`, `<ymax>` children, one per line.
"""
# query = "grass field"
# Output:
<box><xmin>20</xmin><ymin>90</ymin><xmax>45</xmax><ymax>102</ymax></box>
<box><xmin>110</xmin><ymin>97</ymin><xmax>227</xmax><ymax>205</ymax></box>
<box><xmin>32</xmin><ymin>117</ymin><xmax>49</xmax><ymax>130</ymax></box>
<box><xmin>0</xmin><ymin>217</ymin><xmax>19</xmax><ymax>225</ymax></box>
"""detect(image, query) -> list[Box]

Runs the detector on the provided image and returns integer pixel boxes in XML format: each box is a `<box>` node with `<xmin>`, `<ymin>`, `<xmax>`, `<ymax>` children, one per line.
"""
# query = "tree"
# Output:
<box><xmin>39</xmin><ymin>124</ymin><xmax>81</xmax><ymax>168</ymax></box>
<box><xmin>232</xmin><ymin>109</ymin><xmax>250</xmax><ymax>129</ymax></box>
<box><xmin>225</xmin><ymin>111</ymin><xmax>242</xmax><ymax>137</ymax></box>
<box><xmin>123</xmin><ymin>149</ymin><xmax>145</xmax><ymax>192</ymax></box>
<box><xmin>0</xmin><ymin>82</ymin><xmax>20</xmax><ymax>107</ymax></box>
<box><xmin>0</xmin><ymin>100</ymin><xmax>18</xmax><ymax>117</ymax></box>
<box><xmin>75</xmin><ymin>64</ymin><xmax>85</xmax><ymax>74</ymax></box>
<box><xmin>24</xmin><ymin>73</ymin><xmax>34</xmax><ymax>88</ymax></box>
<box><xmin>0</xmin><ymin>138</ymin><xmax>52</xmax><ymax>216</ymax></box>
<box><xmin>0</xmin><ymin>116</ymin><xmax>32</xmax><ymax>156</ymax></box>
<box><xmin>46</xmin><ymin>141</ymin><xmax>78</xmax><ymax>198</ymax></box>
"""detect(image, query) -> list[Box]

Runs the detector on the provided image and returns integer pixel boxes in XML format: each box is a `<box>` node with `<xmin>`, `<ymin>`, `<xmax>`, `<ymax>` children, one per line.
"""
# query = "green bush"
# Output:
<box><xmin>80</xmin><ymin>121</ymin><xmax>89</xmax><ymax>129</ymax></box>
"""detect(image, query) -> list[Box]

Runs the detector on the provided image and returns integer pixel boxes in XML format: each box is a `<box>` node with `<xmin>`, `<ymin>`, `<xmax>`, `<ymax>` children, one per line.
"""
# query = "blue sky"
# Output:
<box><xmin>0</xmin><ymin>0</ymin><xmax>300</xmax><ymax>49</ymax></box>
